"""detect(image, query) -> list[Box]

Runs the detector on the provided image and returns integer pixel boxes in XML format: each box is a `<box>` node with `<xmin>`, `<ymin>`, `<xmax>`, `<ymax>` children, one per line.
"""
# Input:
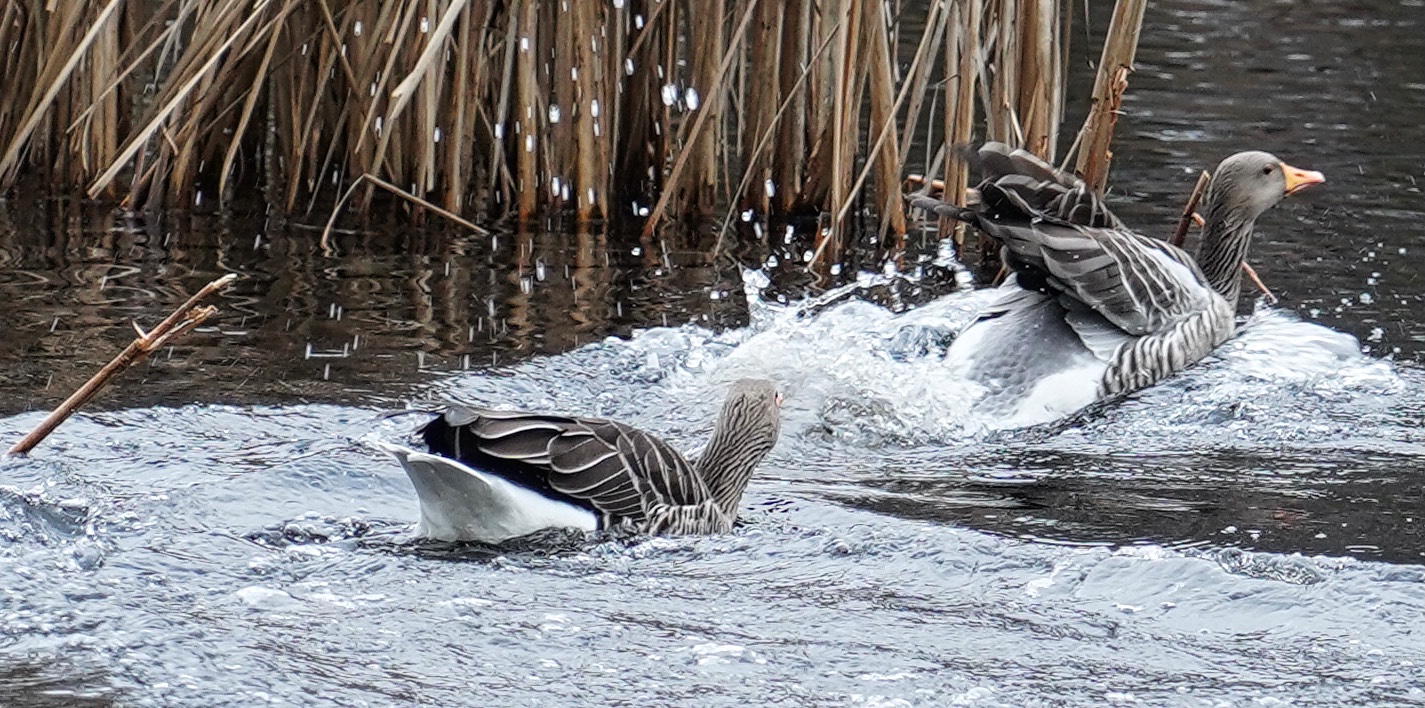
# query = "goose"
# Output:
<box><xmin>910</xmin><ymin>142</ymin><xmax>1325</xmax><ymax>426</ymax></box>
<box><xmin>377</xmin><ymin>379</ymin><xmax>783</xmax><ymax>543</ymax></box>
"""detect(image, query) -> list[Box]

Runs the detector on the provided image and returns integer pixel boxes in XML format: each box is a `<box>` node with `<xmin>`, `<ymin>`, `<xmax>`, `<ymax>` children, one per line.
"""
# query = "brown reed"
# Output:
<box><xmin>1074</xmin><ymin>0</ymin><xmax>1147</xmax><ymax>193</ymax></box>
<box><xmin>0</xmin><ymin>0</ymin><xmax>1129</xmax><ymax>262</ymax></box>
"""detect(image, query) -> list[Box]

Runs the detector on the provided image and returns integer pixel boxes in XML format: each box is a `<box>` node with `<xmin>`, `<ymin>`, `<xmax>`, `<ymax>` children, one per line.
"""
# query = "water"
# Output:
<box><xmin>3</xmin><ymin>0</ymin><xmax>1425</xmax><ymax>705</ymax></box>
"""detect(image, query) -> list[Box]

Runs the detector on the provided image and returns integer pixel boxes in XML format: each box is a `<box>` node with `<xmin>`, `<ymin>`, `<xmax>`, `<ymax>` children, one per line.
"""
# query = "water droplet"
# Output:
<box><xmin>590</xmin><ymin>100</ymin><xmax>600</xmax><ymax>118</ymax></box>
<box><xmin>624</xmin><ymin>58</ymin><xmax>635</xmax><ymax>75</ymax></box>
<box><xmin>660</xmin><ymin>84</ymin><xmax>678</xmax><ymax>107</ymax></box>
<box><xmin>548</xmin><ymin>105</ymin><xmax>562</xmax><ymax>123</ymax></box>
<box><xmin>433</xmin><ymin>127</ymin><xmax>442</xmax><ymax>143</ymax></box>
<box><xmin>494</xmin><ymin>122</ymin><xmax>504</xmax><ymax>139</ymax></box>
<box><xmin>685</xmin><ymin>87</ymin><xmax>701</xmax><ymax>110</ymax></box>
<box><xmin>420</xmin><ymin>16</ymin><xmax>429</xmax><ymax>33</ymax></box>
<box><xmin>635</xmin><ymin>14</ymin><xmax>644</xmax><ymax>29</ymax></box>
<box><xmin>354</xmin><ymin>21</ymin><xmax>363</xmax><ymax>36</ymax></box>
<box><xmin>764</xmin><ymin>178</ymin><xmax>776</xmax><ymax>198</ymax></box>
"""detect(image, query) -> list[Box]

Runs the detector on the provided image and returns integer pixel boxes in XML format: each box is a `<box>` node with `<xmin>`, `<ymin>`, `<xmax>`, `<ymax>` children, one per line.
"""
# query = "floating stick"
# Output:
<box><xmin>8</xmin><ymin>274</ymin><xmax>238</xmax><ymax>456</ymax></box>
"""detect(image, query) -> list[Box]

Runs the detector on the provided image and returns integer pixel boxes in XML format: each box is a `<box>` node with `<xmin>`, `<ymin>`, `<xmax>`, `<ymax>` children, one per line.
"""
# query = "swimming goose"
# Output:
<box><xmin>377</xmin><ymin>379</ymin><xmax>783</xmax><ymax>543</ymax></box>
<box><xmin>910</xmin><ymin>143</ymin><xmax>1324</xmax><ymax>425</ymax></box>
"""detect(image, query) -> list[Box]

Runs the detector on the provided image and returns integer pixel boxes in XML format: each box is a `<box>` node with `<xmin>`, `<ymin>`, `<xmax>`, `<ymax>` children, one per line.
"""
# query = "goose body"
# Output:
<box><xmin>380</xmin><ymin>379</ymin><xmax>782</xmax><ymax>543</ymax></box>
<box><xmin>914</xmin><ymin>143</ymin><xmax>1324</xmax><ymax>425</ymax></box>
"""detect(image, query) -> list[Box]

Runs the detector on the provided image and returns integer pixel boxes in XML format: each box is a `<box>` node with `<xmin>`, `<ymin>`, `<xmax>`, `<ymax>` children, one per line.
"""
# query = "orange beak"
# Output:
<box><xmin>1281</xmin><ymin>162</ymin><xmax>1325</xmax><ymax>195</ymax></box>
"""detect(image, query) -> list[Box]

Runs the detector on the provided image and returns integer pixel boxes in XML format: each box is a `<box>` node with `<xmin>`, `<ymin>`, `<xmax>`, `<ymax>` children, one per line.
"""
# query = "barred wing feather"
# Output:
<box><xmin>973</xmin><ymin>194</ymin><xmax>1214</xmax><ymax>337</ymax></box>
<box><xmin>424</xmin><ymin>408</ymin><xmax>712</xmax><ymax>525</ymax></box>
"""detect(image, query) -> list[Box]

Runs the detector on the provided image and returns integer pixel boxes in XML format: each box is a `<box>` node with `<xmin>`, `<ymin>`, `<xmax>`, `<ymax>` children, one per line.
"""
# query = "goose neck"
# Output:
<box><xmin>1197</xmin><ymin>202</ymin><xmax>1258</xmax><ymax>308</ymax></box>
<box><xmin>696</xmin><ymin>421</ymin><xmax>764</xmax><ymax>519</ymax></box>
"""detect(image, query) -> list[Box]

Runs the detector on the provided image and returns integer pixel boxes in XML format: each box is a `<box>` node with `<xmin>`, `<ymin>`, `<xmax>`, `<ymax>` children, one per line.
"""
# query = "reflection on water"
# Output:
<box><xmin>2</xmin><ymin>0</ymin><xmax>1425</xmax><ymax>705</ymax></box>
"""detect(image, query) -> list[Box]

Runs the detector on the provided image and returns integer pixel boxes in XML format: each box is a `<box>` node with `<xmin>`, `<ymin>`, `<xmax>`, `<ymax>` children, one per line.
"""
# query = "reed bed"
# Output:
<box><xmin>0</xmin><ymin>0</ymin><xmax>1142</xmax><ymax>257</ymax></box>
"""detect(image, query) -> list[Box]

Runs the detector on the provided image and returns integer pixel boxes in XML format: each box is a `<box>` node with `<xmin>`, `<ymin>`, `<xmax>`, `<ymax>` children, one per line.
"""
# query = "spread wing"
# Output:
<box><xmin>914</xmin><ymin>142</ymin><xmax>1214</xmax><ymax>336</ymax></box>
<box><xmin>421</xmin><ymin>408</ymin><xmax>711</xmax><ymax>524</ymax></box>
<box><xmin>976</xmin><ymin>142</ymin><xmax>1124</xmax><ymax>229</ymax></box>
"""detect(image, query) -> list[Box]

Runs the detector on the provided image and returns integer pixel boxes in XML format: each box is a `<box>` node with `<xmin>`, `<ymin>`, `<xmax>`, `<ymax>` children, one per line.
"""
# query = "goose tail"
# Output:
<box><xmin>374</xmin><ymin>442</ymin><xmax>597</xmax><ymax>544</ymax></box>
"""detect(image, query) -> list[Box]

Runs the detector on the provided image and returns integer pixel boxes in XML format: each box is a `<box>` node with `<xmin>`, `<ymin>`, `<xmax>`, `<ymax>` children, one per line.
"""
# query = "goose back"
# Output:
<box><xmin>421</xmin><ymin>408</ymin><xmax>715</xmax><ymax>530</ymax></box>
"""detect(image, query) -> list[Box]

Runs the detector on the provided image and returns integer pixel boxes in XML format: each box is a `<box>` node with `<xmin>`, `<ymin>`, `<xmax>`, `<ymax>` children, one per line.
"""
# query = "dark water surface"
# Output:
<box><xmin>3</xmin><ymin>1</ymin><xmax>1424</xmax><ymax>705</ymax></box>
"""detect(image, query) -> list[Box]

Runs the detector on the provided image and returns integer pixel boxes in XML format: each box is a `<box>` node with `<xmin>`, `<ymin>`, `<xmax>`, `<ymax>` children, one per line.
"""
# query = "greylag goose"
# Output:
<box><xmin>910</xmin><ymin>143</ymin><xmax>1324</xmax><ymax>425</ymax></box>
<box><xmin>377</xmin><ymin>379</ymin><xmax>782</xmax><ymax>543</ymax></box>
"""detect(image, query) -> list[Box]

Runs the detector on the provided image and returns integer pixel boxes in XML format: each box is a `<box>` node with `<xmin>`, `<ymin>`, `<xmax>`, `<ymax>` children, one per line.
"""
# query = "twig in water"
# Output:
<box><xmin>321</xmin><ymin>173</ymin><xmax>489</xmax><ymax>254</ymax></box>
<box><xmin>7</xmin><ymin>274</ymin><xmax>239</xmax><ymax>456</ymax></box>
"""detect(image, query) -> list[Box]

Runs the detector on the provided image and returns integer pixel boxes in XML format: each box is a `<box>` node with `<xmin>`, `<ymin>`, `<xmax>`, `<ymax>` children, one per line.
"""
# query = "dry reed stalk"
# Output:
<box><xmin>7</xmin><ymin>274</ymin><xmax>238</xmax><ymax>457</ymax></box>
<box><xmin>571</xmin><ymin>0</ymin><xmax>609</xmax><ymax>221</ymax></box>
<box><xmin>1015</xmin><ymin>0</ymin><xmax>1060</xmax><ymax>158</ymax></box>
<box><xmin>858</xmin><ymin>0</ymin><xmax>907</xmax><ymax>242</ymax></box>
<box><xmin>1074</xmin><ymin>0</ymin><xmax>1146</xmax><ymax>193</ymax></box>
<box><xmin>715</xmin><ymin>22</ymin><xmax>841</xmax><ymax>252</ymax></box>
<box><xmin>740</xmin><ymin>0</ymin><xmax>785</xmax><ymax>213</ymax></box>
<box><xmin>986</xmin><ymin>0</ymin><xmax>1020</xmax><ymax>146</ymax></box>
<box><xmin>942</xmin><ymin>0</ymin><xmax>982</xmax><ymax>245</ymax></box>
<box><xmin>773</xmin><ymin>0</ymin><xmax>811</xmax><ymax>212</ymax></box>
<box><xmin>804</xmin><ymin>0</ymin><xmax>863</xmax><ymax>263</ymax></box>
<box><xmin>683</xmin><ymin>0</ymin><xmax>727</xmax><ymax>218</ymax></box>
<box><xmin>895</xmin><ymin>0</ymin><xmax>946</xmax><ymax>168</ymax></box>
<box><xmin>0</xmin><ymin>0</ymin><xmax>125</xmax><ymax>186</ymax></box>
<box><xmin>515</xmin><ymin>0</ymin><xmax>541</xmax><ymax>217</ymax></box>
<box><xmin>639</xmin><ymin>0</ymin><xmax>761</xmax><ymax>239</ymax></box>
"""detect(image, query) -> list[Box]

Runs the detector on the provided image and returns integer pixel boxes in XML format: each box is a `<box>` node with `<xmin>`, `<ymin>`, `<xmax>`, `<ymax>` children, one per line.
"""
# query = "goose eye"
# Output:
<box><xmin>1261</xmin><ymin>165</ymin><xmax>1274</xmax><ymax>176</ymax></box>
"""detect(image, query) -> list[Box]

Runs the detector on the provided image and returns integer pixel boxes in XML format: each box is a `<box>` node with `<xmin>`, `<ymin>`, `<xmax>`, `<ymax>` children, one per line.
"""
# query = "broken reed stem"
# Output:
<box><xmin>1170</xmin><ymin>169</ymin><xmax>1211</xmax><ymax>247</ymax></box>
<box><xmin>1241</xmin><ymin>262</ymin><xmax>1278</xmax><ymax>304</ymax></box>
<box><xmin>1073</xmin><ymin>0</ymin><xmax>1146</xmax><ymax>193</ymax></box>
<box><xmin>321</xmin><ymin>172</ymin><xmax>490</xmax><ymax>253</ymax></box>
<box><xmin>7</xmin><ymin>274</ymin><xmax>238</xmax><ymax>456</ymax></box>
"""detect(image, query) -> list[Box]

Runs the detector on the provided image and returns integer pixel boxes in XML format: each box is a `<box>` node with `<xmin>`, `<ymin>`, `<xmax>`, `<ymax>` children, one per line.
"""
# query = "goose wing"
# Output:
<box><xmin>976</xmin><ymin>142</ymin><xmax>1124</xmax><ymax>229</ymax></box>
<box><xmin>979</xmin><ymin>182</ymin><xmax>1213</xmax><ymax>336</ymax></box>
<box><xmin>422</xmin><ymin>408</ymin><xmax>710</xmax><ymax>524</ymax></box>
<box><xmin>914</xmin><ymin>143</ymin><xmax>1213</xmax><ymax>336</ymax></box>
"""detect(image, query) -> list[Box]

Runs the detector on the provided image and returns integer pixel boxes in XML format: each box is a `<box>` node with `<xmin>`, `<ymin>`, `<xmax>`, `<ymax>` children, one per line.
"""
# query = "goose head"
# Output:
<box><xmin>715</xmin><ymin>378</ymin><xmax>783</xmax><ymax>457</ymax></box>
<box><xmin>1206</xmin><ymin>150</ymin><xmax>1325</xmax><ymax>223</ymax></box>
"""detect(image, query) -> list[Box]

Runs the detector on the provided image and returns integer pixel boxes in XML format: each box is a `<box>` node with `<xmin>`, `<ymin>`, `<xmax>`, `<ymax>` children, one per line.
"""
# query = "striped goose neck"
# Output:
<box><xmin>1196</xmin><ymin>191</ymin><xmax>1258</xmax><ymax>308</ymax></box>
<box><xmin>695</xmin><ymin>412</ymin><xmax>770</xmax><ymax>520</ymax></box>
